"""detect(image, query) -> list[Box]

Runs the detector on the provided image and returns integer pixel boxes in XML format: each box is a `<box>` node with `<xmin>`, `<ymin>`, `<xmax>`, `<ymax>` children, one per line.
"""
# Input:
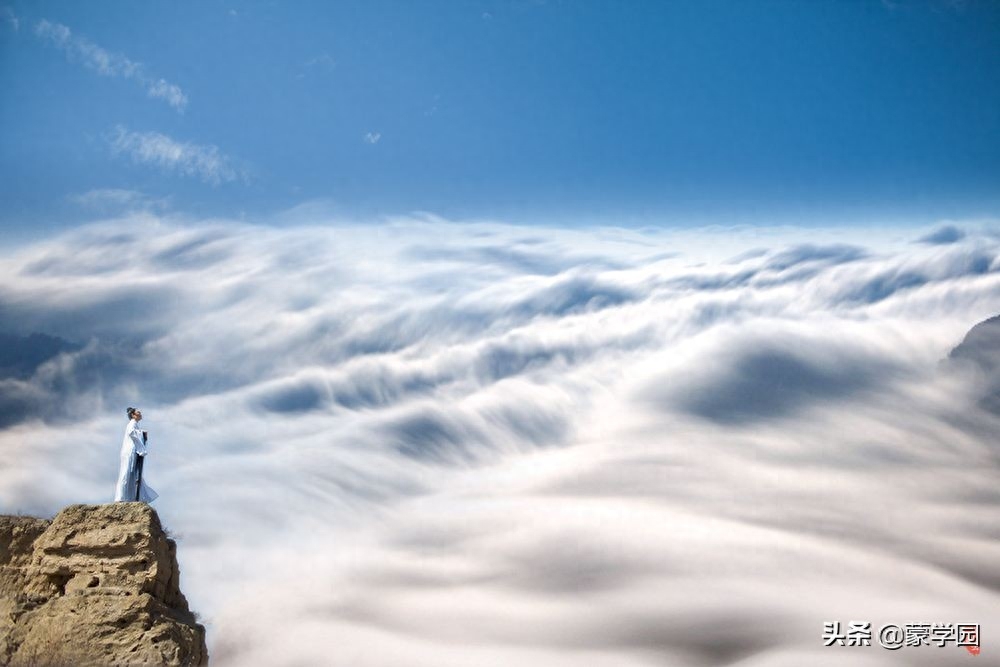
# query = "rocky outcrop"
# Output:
<box><xmin>950</xmin><ymin>314</ymin><xmax>1000</xmax><ymax>370</ymax></box>
<box><xmin>0</xmin><ymin>503</ymin><xmax>207</xmax><ymax>666</ymax></box>
<box><xmin>949</xmin><ymin>313</ymin><xmax>1000</xmax><ymax>414</ymax></box>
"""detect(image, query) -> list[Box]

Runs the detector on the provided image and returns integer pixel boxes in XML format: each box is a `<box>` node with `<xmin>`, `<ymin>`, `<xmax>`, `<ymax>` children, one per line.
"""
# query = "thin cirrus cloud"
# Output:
<box><xmin>1</xmin><ymin>6</ymin><xmax>18</xmax><ymax>30</ymax></box>
<box><xmin>70</xmin><ymin>188</ymin><xmax>169</xmax><ymax>213</ymax></box>
<box><xmin>109</xmin><ymin>126</ymin><xmax>243</xmax><ymax>186</ymax></box>
<box><xmin>33</xmin><ymin>18</ymin><xmax>188</xmax><ymax>112</ymax></box>
<box><xmin>1</xmin><ymin>214</ymin><xmax>999</xmax><ymax>665</ymax></box>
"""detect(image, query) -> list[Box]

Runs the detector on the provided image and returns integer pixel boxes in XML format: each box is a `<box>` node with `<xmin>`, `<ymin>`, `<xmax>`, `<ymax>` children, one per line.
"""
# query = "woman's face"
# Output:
<box><xmin>133</xmin><ymin>410</ymin><xmax>143</xmax><ymax>422</ymax></box>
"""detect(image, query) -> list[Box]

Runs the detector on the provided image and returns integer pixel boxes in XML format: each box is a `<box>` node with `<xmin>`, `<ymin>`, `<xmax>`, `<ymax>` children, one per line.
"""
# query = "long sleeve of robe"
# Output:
<box><xmin>113</xmin><ymin>418</ymin><xmax>158</xmax><ymax>503</ymax></box>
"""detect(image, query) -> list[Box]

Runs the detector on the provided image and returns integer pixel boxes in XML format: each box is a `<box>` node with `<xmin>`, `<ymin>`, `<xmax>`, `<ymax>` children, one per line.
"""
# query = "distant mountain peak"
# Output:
<box><xmin>949</xmin><ymin>314</ymin><xmax>1000</xmax><ymax>372</ymax></box>
<box><xmin>949</xmin><ymin>313</ymin><xmax>1000</xmax><ymax>415</ymax></box>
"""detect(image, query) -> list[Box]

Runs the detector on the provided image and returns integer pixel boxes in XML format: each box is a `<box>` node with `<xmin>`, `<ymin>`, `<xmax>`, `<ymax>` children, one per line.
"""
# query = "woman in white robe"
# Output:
<box><xmin>114</xmin><ymin>407</ymin><xmax>158</xmax><ymax>503</ymax></box>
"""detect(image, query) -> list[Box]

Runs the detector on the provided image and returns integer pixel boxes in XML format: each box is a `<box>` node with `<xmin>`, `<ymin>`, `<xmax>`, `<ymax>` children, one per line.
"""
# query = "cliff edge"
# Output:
<box><xmin>0</xmin><ymin>503</ymin><xmax>207</xmax><ymax>666</ymax></box>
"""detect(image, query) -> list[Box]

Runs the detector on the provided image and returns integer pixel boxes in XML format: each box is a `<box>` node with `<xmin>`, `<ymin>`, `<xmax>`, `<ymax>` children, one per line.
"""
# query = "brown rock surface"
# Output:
<box><xmin>0</xmin><ymin>503</ymin><xmax>207</xmax><ymax>666</ymax></box>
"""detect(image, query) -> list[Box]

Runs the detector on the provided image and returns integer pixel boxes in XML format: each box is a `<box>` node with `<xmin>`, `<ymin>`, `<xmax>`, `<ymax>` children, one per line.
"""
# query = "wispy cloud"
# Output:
<box><xmin>70</xmin><ymin>188</ymin><xmax>169</xmax><ymax>212</ymax></box>
<box><xmin>34</xmin><ymin>19</ymin><xmax>188</xmax><ymax>112</ymax></box>
<box><xmin>364</xmin><ymin>131</ymin><xmax>382</xmax><ymax>144</ymax></box>
<box><xmin>1</xmin><ymin>6</ymin><xmax>18</xmax><ymax>30</ymax></box>
<box><xmin>109</xmin><ymin>127</ymin><xmax>243</xmax><ymax>186</ymax></box>
<box><xmin>146</xmin><ymin>78</ymin><xmax>188</xmax><ymax>111</ymax></box>
<box><xmin>303</xmin><ymin>53</ymin><xmax>335</xmax><ymax>70</ymax></box>
<box><xmin>295</xmin><ymin>53</ymin><xmax>336</xmax><ymax>80</ymax></box>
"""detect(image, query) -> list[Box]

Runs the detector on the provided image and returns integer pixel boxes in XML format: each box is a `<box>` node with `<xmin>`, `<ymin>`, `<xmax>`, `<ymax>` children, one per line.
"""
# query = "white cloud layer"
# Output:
<box><xmin>34</xmin><ymin>19</ymin><xmax>188</xmax><ymax>112</ymax></box>
<box><xmin>109</xmin><ymin>127</ymin><xmax>242</xmax><ymax>185</ymax></box>
<box><xmin>1</xmin><ymin>216</ymin><xmax>999</xmax><ymax>666</ymax></box>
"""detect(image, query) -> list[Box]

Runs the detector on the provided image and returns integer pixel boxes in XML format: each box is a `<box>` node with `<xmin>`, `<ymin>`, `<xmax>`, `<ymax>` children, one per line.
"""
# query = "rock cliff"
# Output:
<box><xmin>0</xmin><ymin>503</ymin><xmax>207</xmax><ymax>666</ymax></box>
<box><xmin>949</xmin><ymin>313</ymin><xmax>1000</xmax><ymax>414</ymax></box>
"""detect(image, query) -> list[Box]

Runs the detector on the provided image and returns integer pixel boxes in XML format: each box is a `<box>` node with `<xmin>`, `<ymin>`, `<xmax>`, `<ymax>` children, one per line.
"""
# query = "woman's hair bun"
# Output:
<box><xmin>126</xmin><ymin>407</ymin><xmax>136</xmax><ymax>418</ymax></box>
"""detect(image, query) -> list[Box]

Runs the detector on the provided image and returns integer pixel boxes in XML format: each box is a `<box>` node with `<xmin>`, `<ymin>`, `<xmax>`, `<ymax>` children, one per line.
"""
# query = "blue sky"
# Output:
<box><xmin>1</xmin><ymin>0</ymin><xmax>999</xmax><ymax>233</ymax></box>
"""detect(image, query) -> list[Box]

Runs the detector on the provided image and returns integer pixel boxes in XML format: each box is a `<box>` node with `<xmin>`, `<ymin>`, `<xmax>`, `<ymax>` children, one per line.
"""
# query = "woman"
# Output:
<box><xmin>113</xmin><ymin>407</ymin><xmax>158</xmax><ymax>503</ymax></box>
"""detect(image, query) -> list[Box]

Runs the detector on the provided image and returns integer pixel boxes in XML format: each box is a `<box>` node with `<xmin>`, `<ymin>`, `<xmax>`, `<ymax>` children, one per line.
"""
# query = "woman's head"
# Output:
<box><xmin>126</xmin><ymin>407</ymin><xmax>143</xmax><ymax>421</ymax></box>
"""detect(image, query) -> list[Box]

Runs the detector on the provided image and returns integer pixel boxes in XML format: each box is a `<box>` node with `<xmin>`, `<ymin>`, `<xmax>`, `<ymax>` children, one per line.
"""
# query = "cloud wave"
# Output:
<box><xmin>1</xmin><ymin>216</ymin><xmax>999</xmax><ymax>666</ymax></box>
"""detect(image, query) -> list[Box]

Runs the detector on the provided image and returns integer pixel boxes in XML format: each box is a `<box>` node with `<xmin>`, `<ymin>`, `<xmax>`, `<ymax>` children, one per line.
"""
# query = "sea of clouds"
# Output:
<box><xmin>1</xmin><ymin>214</ymin><xmax>999</xmax><ymax>666</ymax></box>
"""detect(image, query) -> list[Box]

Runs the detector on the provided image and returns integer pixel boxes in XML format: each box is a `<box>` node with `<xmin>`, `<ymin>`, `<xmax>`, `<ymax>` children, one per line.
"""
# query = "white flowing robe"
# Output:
<box><xmin>113</xmin><ymin>419</ymin><xmax>158</xmax><ymax>503</ymax></box>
